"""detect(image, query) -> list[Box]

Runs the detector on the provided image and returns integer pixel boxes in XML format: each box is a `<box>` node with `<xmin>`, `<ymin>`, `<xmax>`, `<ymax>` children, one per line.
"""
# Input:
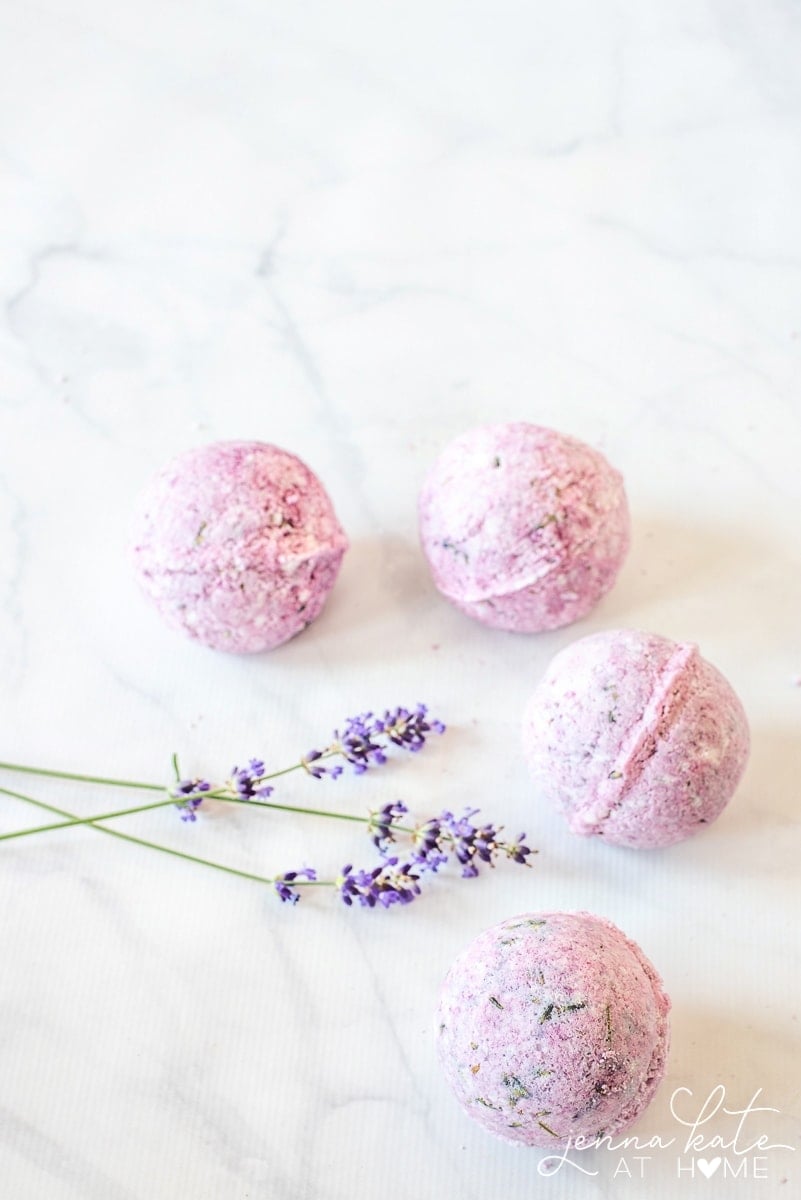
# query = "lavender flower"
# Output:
<box><xmin>337</xmin><ymin>858</ymin><xmax>422</xmax><ymax>908</ymax></box>
<box><xmin>271</xmin><ymin>798</ymin><xmax>532</xmax><ymax>911</ymax></box>
<box><xmin>170</xmin><ymin>778</ymin><xmax>211</xmax><ymax>821</ymax></box>
<box><xmin>231</xmin><ymin>759</ymin><xmax>274</xmax><ymax>800</ymax></box>
<box><xmin>166</xmin><ymin>701</ymin><xmax>443</xmax><ymax>827</ymax></box>
<box><xmin>332</xmin><ymin>711</ymin><xmax>388</xmax><ymax>773</ymax></box>
<box><xmin>303</xmin><ymin>703</ymin><xmax>445</xmax><ymax>779</ymax></box>
<box><xmin>377</xmin><ymin>704</ymin><xmax>446</xmax><ymax>751</ymax></box>
<box><xmin>0</xmin><ymin>695</ymin><xmax>539</xmax><ymax>911</ymax></box>
<box><xmin>504</xmin><ymin>833</ymin><xmax>534</xmax><ymax>866</ymax></box>
<box><xmin>409</xmin><ymin>808</ymin><xmax>534</xmax><ymax>878</ymax></box>
<box><xmin>300</xmin><ymin>749</ymin><xmax>344</xmax><ymax>780</ymax></box>
<box><xmin>274</xmin><ymin>866</ymin><xmax>317</xmax><ymax>904</ymax></box>
<box><xmin>411</xmin><ymin>816</ymin><xmax>449</xmax><ymax>872</ymax></box>
<box><xmin>366</xmin><ymin>801</ymin><xmax>408</xmax><ymax>853</ymax></box>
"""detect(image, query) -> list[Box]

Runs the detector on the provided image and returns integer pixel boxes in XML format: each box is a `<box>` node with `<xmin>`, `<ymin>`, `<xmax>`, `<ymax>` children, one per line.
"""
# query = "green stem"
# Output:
<box><xmin>0</xmin><ymin>784</ymin><xmax>69</xmax><ymax>817</ymax></box>
<box><xmin>0</xmin><ymin>783</ymin><xmax>413</xmax><ymax>841</ymax></box>
<box><xmin>0</xmin><ymin>761</ymin><xmax>164</xmax><ymax>792</ymax></box>
<box><xmin>225</xmin><ymin>796</ymin><xmax>389</xmax><ymax>826</ymax></box>
<box><xmin>268</xmin><ymin>761</ymin><xmax>317</xmax><ymax>781</ymax></box>
<box><xmin>80</xmin><ymin>830</ymin><xmax>280</xmax><ymax>887</ymax></box>
<box><xmin>0</xmin><ymin>796</ymin><xmax>192</xmax><ymax>843</ymax></box>
<box><xmin>0</xmin><ymin>784</ymin><xmax>304</xmax><ymax>888</ymax></box>
<box><xmin>0</xmin><ymin>750</ymin><xmax>339</xmax><ymax>795</ymax></box>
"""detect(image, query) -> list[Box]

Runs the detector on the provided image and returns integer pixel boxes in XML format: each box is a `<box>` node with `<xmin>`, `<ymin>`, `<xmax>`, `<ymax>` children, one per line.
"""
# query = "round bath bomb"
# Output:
<box><xmin>418</xmin><ymin>422</ymin><xmax>630</xmax><ymax>632</ymax></box>
<box><xmin>131</xmin><ymin>441</ymin><xmax>348</xmax><ymax>653</ymax></box>
<box><xmin>522</xmin><ymin>629</ymin><xmax>750</xmax><ymax>848</ymax></box>
<box><xmin>437</xmin><ymin>911</ymin><xmax>670</xmax><ymax>1148</ymax></box>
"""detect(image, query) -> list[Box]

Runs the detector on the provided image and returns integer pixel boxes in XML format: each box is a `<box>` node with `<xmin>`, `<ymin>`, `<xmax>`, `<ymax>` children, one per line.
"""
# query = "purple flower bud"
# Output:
<box><xmin>231</xmin><ymin>761</ymin><xmax>270</xmax><ymax>800</ymax></box>
<box><xmin>170</xmin><ymin>777</ymin><xmax>212</xmax><ymax>820</ymax></box>
<box><xmin>273</xmin><ymin>866</ymin><xmax>317</xmax><ymax>904</ymax></box>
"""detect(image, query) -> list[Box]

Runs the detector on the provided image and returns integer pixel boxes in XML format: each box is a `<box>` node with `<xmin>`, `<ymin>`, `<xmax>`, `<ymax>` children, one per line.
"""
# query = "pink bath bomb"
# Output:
<box><xmin>437</xmin><ymin>911</ymin><xmax>670</xmax><ymax>1148</ymax></box>
<box><xmin>522</xmin><ymin>630</ymin><xmax>750</xmax><ymax>848</ymax></box>
<box><xmin>131</xmin><ymin>441</ymin><xmax>348</xmax><ymax>653</ymax></box>
<box><xmin>418</xmin><ymin>423</ymin><xmax>629</xmax><ymax>632</ymax></box>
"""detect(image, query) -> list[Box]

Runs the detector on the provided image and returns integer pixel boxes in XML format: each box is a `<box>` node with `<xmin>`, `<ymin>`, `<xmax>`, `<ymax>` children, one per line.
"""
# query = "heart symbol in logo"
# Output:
<box><xmin>697</xmin><ymin>1157</ymin><xmax>722</xmax><ymax>1179</ymax></box>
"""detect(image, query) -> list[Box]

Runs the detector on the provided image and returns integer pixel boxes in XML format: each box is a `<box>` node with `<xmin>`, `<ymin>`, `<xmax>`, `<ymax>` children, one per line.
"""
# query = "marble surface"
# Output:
<box><xmin>1</xmin><ymin>1</ymin><xmax>800</xmax><ymax>1196</ymax></box>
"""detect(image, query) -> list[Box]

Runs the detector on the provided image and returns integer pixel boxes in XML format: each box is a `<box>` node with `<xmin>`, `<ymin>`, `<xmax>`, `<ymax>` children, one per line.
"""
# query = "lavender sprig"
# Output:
<box><xmin>269</xmin><ymin>803</ymin><xmax>535</xmax><ymax>910</ymax></box>
<box><xmin>167</xmin><ymin>703</ymin><xmax>445</xmax><ymax>820</ymax></box>
<box><xmin>0</xmin><ymin>780</ymin><xmax>535</xmax><ymax>912</ymax></box>
<box><xmin>369</xmin><ymin>803</ymin><xmax>535</xmax><ymax>879</ymax></box>
<box><xmin>336</xmin><ymin>858</ymin><xmax>422</xmax><ymax>908</ymax></box>
<box><xmin>0</xmin><ymin>703</ymin><xmax>445</xmax><ymax>825</ymax></box>
<box><xmin>0</xmin><ymin>702</ymin><xmax>536</xmax><ymax>912</ymax></box>
<box><xmin>425</xmin><ymin>808</ymin><xmax>535</xmax><ymax>878</ymax></box>
<box><xmin>302</xmin><ymin>704</ymin><xmax>445</xmax><ymax>779</ymax></box>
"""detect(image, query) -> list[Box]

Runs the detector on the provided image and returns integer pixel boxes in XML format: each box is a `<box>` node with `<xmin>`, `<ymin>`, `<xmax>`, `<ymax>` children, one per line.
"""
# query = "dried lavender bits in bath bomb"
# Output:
<box><xmin>437</xmin><ymin>911</ymin><xmax>670</xmax><ymax>1148</ymax></box>
<box><xmin>131</xmin><ymin>441</ymin><xmax>348</xmax><ymax>653</ymax></box>
<box><xmin>418</xmin><ymin>423</ymin><xmax>630</xmax><ymax>632</ymax></box>
<box><xmin>522</xmin><ymin>629</ymin><xmax>750</xmax><ymax>848</ymax></box>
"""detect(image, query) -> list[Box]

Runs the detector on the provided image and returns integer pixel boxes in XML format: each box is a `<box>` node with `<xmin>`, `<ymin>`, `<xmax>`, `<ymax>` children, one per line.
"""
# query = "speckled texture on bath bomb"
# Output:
<box><xmin>437</xmin><ymin>911</ymin><xmax>670</xmax><ymax>1148</ymax></box>
<box><xmin>418</xmin><ymin>422</ymin><xmax>630</xmax><ymax>632</ymax></box>
<box><xmin>131</xmin><ymin>441</ymin><xmax>348</xmax><ymax>653</ymax></box>
<box><xmin>522</xmin><ymin>629</ymin><xmax>750</xmax><ymax>848</ymax></box>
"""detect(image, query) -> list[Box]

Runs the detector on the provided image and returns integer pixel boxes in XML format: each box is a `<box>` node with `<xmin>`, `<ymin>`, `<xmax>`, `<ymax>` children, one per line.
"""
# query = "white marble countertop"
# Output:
<box><xmin>1</xmin><ymin>2</ymin><xmax>800</xmax><ymax>1197</ymax></box>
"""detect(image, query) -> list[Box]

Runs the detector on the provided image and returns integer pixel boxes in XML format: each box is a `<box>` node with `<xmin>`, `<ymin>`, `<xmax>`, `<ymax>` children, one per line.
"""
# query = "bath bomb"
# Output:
<box><xmin>418</xmin><ymin>422</ymin><xmax>629</xmax><ymax>632</ymax></box>
<box><xmin>437</xmin><ymin>911</ymin><xmax>670</xmax><ymax>1148</ymax></box>
<box><xmin>131</xmin><ymin>441</ymin><xmax>348</xmax><ymax>653</ymax></box>
<box><xmin>522</xmin><ymin>629</ymin><xmax>750</xmax><ymax>848</ymax></box>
